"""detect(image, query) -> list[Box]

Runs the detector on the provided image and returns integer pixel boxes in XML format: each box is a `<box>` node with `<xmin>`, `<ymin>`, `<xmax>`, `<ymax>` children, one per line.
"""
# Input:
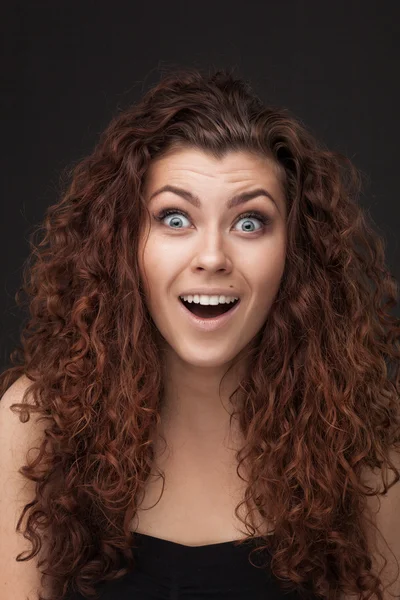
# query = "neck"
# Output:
<box><xmin>158</xmin><ymin>347</ymin><xmax>249</xmax><ymax>447</ymax></box>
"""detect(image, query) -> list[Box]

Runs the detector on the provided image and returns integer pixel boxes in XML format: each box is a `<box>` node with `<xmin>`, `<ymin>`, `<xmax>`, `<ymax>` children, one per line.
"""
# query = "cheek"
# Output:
<box><xmin>252</xmin><ymin>251</ymin><xmax>286</xmax><ymax>306</ymax></box>
<box><xmin>139</xmin><ymin>250</ymin><xmax>159</xmax><ymax>300</ymax></box>
<box><xmin>137</xmin><ymin>237</ymin><xmax>158</xmax><ymax>300</ymax></box>
<box><xmin>138</xmin><ymin>238</ymin><xmax>184</xmax><ymax>298</ymax></box>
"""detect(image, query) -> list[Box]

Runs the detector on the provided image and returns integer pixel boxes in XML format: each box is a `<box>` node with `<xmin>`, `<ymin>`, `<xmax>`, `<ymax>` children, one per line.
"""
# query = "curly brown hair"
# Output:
<box><xmin>1</xmin><ymin>65</ymin><xmax>399</xmax><ymax>600</ymax></box>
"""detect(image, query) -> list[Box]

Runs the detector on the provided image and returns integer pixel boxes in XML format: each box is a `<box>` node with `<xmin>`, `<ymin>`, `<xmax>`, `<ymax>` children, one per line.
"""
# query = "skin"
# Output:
<box><xmin>138</xmin><ymin>147</ymin><xmax>287</xmax><ymax>452</ymax></box>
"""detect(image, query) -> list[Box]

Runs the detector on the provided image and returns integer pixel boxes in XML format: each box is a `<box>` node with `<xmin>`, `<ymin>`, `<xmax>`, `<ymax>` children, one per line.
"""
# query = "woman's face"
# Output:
<box><xmin>138</xmin><ymin>147</ymin><xmax>287</xmax><ymax>369</ymax></box>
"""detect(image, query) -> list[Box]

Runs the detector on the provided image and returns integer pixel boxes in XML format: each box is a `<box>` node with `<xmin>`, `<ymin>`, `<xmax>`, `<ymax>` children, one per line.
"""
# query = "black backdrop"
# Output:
<box><xmin>1</xmin><ymin>1</ymin><xmax>399</xmax><ymax>372</ymax></box>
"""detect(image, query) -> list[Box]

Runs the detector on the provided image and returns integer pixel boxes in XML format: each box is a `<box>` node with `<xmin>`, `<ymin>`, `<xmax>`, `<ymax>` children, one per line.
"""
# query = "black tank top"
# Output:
<box><xmin>65</xmin><ymin>531</ymin><xmax>313</xmax><ymax>599</ymax></box>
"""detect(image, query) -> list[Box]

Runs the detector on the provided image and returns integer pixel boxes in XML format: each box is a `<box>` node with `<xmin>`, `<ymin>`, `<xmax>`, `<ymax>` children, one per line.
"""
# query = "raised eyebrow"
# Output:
<box><xmin>148</xmin><ymin>185</ymin><xmax>278</xmax><ymax>210</ymax></box>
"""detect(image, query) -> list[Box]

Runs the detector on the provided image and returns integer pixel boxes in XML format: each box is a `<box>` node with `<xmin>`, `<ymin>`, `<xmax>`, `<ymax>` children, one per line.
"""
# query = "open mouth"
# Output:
<box><xmin>179</xmin><ymin>298</ymin><xmax>240</xmax><ymax>319</ymax></box>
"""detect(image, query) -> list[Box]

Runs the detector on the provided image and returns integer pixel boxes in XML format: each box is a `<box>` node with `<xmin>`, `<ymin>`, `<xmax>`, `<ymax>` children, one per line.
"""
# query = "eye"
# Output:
<box><xmin>154</xmin><ymin>208</ymin><xmax>191</xmax><ymax>229</ymax></box>
<box><xmin>153</xmin><ymin>208</ymin><xmax>271</xmax><ymax>232</ymax></box>
<box><xmin>233</xmin><ymin>211</ymin><xmax>270</xmax><ymax>232</ymax></box>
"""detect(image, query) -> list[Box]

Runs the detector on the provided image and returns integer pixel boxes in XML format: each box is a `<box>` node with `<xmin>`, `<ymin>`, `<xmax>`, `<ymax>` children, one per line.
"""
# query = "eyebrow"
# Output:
<box><xmin>148</xmin><ymin>184</ymin><xmax>278</xmax><ymax>211</ymax></box>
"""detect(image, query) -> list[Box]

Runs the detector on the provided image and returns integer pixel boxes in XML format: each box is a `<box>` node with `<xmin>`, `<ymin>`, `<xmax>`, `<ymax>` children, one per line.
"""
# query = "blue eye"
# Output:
<box><xmin>234</xmin><ymin>212</ymin><xmax>268</xmax><ymax>232</ymax></box>
<box><xmin>155</xmin><ymin>209</ymin><xmax>191</xmax><ymax>229</ymax></box>
<box><xmin>153</xmin><ymin>208</ymin><xmax>271</xmax><ymax>232</ymax></box>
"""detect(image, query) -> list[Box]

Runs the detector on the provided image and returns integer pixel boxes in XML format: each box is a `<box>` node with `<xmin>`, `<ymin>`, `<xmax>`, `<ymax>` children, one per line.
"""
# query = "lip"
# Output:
<box><xmin>177</xmin><ymin>297</ymin><xmax>242</xmax><ymax>332</ymax></box>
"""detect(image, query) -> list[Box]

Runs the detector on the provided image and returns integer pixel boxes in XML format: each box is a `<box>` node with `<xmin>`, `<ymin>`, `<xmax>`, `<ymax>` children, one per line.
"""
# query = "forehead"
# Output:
<box><xmin>143</xmin><ymin>147</ymin><xmax>286</xmax><ymax>218</ymax></box>
<box><xmin>145</xmin><ymin>147</ymin><xmax>282</xmax><ymax>183</ymax></box>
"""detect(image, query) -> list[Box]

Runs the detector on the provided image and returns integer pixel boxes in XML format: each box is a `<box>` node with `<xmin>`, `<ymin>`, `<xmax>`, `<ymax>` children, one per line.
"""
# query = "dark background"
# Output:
<box><xmin>1</xmin><ymin>1</ymin><xmax>399</xmax><ymax>372</ymax></box>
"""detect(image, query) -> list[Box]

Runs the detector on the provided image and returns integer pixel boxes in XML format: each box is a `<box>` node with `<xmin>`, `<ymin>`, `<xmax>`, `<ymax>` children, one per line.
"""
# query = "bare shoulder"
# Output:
<box><xmin>339</xmin><ymin>451</ymin><xmax>400</xmax><ymax>600</ymax></box>
<box><xmin>361</xmin><ymin>447</ymin><xmax>400</xmax><ymax>599</ymax></box>
<box><xmin>0</xmin><ymin>373</ymin><xmax>36</xmax><ymax>412</ymax></box>
<box><xmin>0</xmin><ymin>374</ymin><xmax>51</xmax><ymax>600</ymax></box>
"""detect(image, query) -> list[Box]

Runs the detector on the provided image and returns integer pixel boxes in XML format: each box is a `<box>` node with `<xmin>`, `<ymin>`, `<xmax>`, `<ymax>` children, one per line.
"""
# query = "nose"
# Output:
<box><xmin>189</xmin><ymin>230</ymin><xmax>233</xmax><ymax>274</ymax></box>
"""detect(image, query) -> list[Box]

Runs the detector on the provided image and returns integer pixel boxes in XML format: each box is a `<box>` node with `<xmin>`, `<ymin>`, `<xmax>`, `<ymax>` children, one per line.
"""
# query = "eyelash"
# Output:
<box><xmin>153</xmin><ymin>208</ymin><xmax>271</xmax><ymax>232</ymax></box>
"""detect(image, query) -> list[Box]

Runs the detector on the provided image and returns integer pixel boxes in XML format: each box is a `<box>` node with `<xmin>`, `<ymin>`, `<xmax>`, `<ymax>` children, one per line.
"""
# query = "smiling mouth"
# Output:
<box><xmin>179</xmin><ymin>298</ymin><xmax>240</xmax><ymax>319</ymax></box>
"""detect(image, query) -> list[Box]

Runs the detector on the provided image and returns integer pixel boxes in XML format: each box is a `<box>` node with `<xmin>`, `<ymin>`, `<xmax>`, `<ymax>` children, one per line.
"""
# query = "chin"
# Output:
<box><xmin>176</xmin><ymin>348</ymin><xmax>242</xmax><ymax>369</ymax></box>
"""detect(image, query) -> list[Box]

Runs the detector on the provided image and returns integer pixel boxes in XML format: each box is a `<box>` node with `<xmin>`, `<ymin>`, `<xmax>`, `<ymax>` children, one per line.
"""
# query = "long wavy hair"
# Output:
<box><xmin>1</xmin><ymin>65</ymin><xmax>399</xmax><ymax>600</ymax></box>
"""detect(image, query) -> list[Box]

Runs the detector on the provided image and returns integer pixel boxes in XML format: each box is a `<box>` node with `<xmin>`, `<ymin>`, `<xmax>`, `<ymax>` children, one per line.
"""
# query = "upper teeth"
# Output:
<box><xmin>180</xmin><ymin>294</ymin><xmax>239</xmax><ymax>305</ymax></box>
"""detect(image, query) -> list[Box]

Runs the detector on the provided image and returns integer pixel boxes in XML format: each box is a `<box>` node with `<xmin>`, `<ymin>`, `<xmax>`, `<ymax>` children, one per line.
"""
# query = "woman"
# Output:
<box><xmin>0</xmin><ymin>66</ymin><xmax>399</xmax><ymax>600</ymax></box>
